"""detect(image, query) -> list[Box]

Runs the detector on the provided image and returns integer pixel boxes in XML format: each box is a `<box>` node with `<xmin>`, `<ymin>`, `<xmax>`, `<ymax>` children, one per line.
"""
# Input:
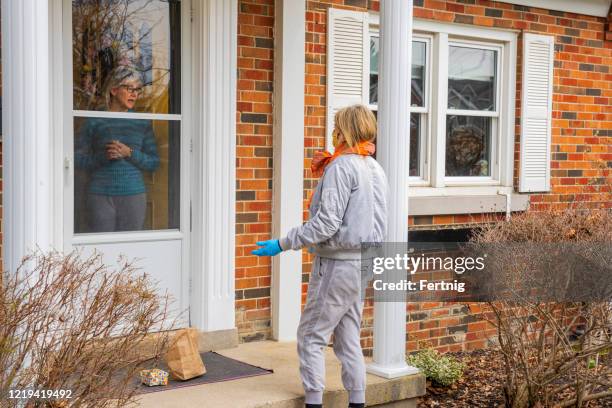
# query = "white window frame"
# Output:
<box><xmin>368</xmin><ymin>30</ymin><xmax>432</xmax><ymax>185</ymax></box>
<box><xmin>445</xmin><ymin>40</ymin><xmax>502</xmax><ymax>186</ymax></box>
<box><xmin>368</xmin><ymin>15</ymin><xmax>518</xmax><ymax>198</ymax></box>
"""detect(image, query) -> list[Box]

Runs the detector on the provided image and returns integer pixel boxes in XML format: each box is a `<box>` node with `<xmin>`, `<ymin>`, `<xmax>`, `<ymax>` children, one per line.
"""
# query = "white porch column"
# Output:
<box><xmin>367</xmin><ymin>0</ymin><xmax>419</xmax><ymax>379</ymax></box>
<box><xmin>190</xmin><ymin>0</ymin><xmax>238</xmax><ymax>332</ymax></box>
<box><xmin>271</xmin><ymin>0</ymin><xmax>305</xmax><ymax>340</ymax></box>
<box><xmin>1</xmin><ymin>0</ymin><xmax>54</xmax><ymax>272</ymax></box>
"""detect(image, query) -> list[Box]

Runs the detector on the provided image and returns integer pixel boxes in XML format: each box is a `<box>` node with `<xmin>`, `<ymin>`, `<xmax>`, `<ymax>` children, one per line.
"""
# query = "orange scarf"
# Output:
<box><xmin>310</xmin><ymin>141</ymin><xmax>376</xmax><ymax>178</ymax></box>
<box><xmin>307</xmin><ymin>141</ymin><xmax>376</xmax><ymax>208</ymax></box>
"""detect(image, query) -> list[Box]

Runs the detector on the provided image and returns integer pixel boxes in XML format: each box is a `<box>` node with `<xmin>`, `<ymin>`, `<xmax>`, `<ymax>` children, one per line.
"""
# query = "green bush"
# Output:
<box><xmin>408</xmin><ymin>348</ymin><xmax>465</xmax><ymax>387</ymax></box>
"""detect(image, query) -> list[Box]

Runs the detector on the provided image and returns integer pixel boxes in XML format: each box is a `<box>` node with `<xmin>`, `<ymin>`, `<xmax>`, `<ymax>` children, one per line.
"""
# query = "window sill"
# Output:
<box><xmin>408</xmin><ymin>186</ymin><xmax>530</xmax><ymax>216</ymax></box>
<box><xmin>409</xmin><ymin>185</ymin><xmax>511</xmax><ymax>196</ymax></box>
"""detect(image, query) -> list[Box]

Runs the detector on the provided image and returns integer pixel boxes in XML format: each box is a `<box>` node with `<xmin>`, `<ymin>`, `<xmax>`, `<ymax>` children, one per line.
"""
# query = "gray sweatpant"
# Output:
<box><xmin>87</xmin><ymin>193</ymin><xmax>147</xmax><ymax>233</ymax></box>
<box><xmin>297</xmin><ymin>256</ymin><xmax>373</xmax><ymax>405</ymax></box>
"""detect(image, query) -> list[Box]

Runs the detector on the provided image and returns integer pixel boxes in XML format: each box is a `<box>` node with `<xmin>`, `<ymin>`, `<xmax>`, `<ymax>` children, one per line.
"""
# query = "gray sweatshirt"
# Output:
<box><xmin>279</xmin><ymin>154</ymin><xmax>388</xmax><ymax>260</ymax></box>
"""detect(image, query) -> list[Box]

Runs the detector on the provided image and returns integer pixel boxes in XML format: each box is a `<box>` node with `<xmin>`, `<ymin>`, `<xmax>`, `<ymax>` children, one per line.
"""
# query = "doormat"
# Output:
<box><xmin>134</xmin><ymin>351</ymin><xmax>273</xmax><ymax>394</ymax></box>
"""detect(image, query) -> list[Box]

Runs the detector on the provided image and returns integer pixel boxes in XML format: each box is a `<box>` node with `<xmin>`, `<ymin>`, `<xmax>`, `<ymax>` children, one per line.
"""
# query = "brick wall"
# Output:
<box><xmin>236</xmin><ymin>0</ymin><xmax>612</xmax><ymax>350</ymax></box>
<box><xmin>235</xmin><ymin>0</ymin><xmax>275</xmax><ymax>342</ymax></box>
<box><xmin>304</xmin><ymin>0</ymin><xmax>610</xmax><ymax>354</ymax></box>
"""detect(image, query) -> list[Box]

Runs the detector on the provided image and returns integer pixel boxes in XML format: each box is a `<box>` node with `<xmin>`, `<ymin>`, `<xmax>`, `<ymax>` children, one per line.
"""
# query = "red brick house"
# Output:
<box><xmin>1</xmin><ymin>0</ymin><xmax>611</xmax><ymax>383</ymax></box>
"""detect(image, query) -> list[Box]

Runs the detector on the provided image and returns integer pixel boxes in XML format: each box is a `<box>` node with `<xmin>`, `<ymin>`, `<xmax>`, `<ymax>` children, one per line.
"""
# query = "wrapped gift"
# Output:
<box><xmin>140</xmin><ymin>368</ymin><xmax>169</xmax><ymax>386</ymax></box>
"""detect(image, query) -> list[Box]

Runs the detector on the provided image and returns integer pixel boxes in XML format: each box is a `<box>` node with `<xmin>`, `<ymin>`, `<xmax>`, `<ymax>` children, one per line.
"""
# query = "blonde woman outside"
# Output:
<box><xmin>75</xmin><ymin>67</ymin><xmax>160</xmax><ymax>233</ymax></box>
<box><xmin>253</xmin><ymin>105</ymin><xmax>388</xmax><ymax>408</ymax></box>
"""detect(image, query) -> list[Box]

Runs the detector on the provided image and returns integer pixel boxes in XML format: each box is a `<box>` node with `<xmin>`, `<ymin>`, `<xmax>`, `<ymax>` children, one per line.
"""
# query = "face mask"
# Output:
<box><xmin>332</xmin><ymin>129</ymin><xmax>341</xmax><ymax>148</ymax></box>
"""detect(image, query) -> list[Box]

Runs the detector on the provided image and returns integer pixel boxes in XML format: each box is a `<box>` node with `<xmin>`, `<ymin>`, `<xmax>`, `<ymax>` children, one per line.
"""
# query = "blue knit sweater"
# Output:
<box><xmin>75</xmin><ymin>116</ymin><xmax>160</xmax><ymax>195</ymax></box>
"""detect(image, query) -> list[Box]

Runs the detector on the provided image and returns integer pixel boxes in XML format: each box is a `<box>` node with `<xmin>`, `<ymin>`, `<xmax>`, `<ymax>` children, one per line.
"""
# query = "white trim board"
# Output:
<box><xmin>500</xmin><ymin>0</ymin><xmax>610</xmax><ymax>18</ymax></box>
<box><xmin>72</xmin><ymin>110</ymin><xmax>182</xmax><ymax>121</ymax></box>
<box><xmin>409</xmin><ymin>194</ymin><xmax>530</xmax><ymax>216</ymax></box>
<box><xmin>271</xmin><ymin>0</ymin><xmax>305</xmax><ymax>341</ymax></box>
<box><xmin>369</xmin><ymin>1</ymin><xmax>611</xmax><ymax>19</ymax></box>
<box><xmin>189</xmin><ymin>0</ymin><xmax>238</xmax><ymax>332</ymax></box>
<box><xmin>369</xmin><ymin>15</ymin><xmax>519</xmax><ymax>41</ymax></box>
<box><xmin>2</xmin><ymin>0</ymin><xmax>55</xmax><ymax>272</ymax></box>
<box><xmin>73</xmin><ymin>230</ymin><xmax>183</xmax><ymax>245</ymax></box>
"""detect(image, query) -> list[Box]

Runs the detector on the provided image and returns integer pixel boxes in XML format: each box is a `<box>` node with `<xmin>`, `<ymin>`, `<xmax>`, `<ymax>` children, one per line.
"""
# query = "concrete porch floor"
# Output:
<box><xmin>135</xmin><ymin>340</ymin><xmax>425</xmax><ymax>408</ymax></box>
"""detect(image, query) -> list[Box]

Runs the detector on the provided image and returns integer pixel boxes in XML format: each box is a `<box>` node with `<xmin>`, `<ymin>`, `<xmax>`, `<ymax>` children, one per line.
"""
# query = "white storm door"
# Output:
<box><xmin>63</xmin><ymin>0</ymin><xmax>191</xmax><ymax>325</ymax></box>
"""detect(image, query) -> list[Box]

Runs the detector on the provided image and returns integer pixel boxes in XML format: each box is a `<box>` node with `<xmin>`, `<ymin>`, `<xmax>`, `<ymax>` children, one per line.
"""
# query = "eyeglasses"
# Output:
<box><xmin>119</xmin><ymin>85</ymin><xmax>143</xmax><ymax>94</ymax></box>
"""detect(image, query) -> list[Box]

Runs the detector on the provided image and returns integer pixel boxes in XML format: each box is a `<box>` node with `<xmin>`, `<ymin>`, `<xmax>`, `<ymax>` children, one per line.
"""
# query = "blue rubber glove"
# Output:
<box><xmin>252</xmin><ymin>239</ymin><xmax>283</xmax><ymax>256</ymax></box>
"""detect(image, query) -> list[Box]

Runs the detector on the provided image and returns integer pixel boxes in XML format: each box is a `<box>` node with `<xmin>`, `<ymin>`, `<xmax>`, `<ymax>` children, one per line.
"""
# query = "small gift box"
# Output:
<box><xmin>140</xmin><ymin>368</ymin><xmax>169</xmax><ymax>386</ymax></box>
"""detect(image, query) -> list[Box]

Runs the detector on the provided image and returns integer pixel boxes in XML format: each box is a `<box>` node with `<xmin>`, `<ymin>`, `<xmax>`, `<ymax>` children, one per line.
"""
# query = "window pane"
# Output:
<box><xmin>72</xmin><ymin>0</ymin><xmax>181</xmax><ymax>114</ymax></box>
<box><xmin>369</xmin><ymin>37</ymin><xmax>379</xmax><ymax>104</ymax></box>
<box><xmin>448</xmin><ymin>46</ymin><xmax>496</xmax><ymax>111</ymax></box>
<box><xmin>410</xmin><ymin>113</ymin><xmax>420</xmax><ymax>177</ymax></box>
<box><xmin>411</xmin><ymin>42</ymin><xmax>426</xmax><ymax>107</ymax></box>
<box><xmin>445</xmin><ymin>115</ymin><xmax>491</xmax><ymax>177</ymax></box>
<box><xmin>74</xmin><ymin>117</ymin><xmax>180</xmax><ymax>233</ymax></box>
<box><xmin>369</xmin><ymin>38</ymin><xmax>426</xmax><ymax>107</ymax></box>
<box><xmin>372</xmin><ymin>111</ymin><xmax>421</xmax><ymax>177</ymax></box>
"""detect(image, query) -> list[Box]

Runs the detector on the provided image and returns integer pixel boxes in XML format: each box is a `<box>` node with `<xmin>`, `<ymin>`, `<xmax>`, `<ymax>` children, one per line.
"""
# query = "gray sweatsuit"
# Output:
<box><xmin>280</xmin><ymin>154</ymin><xmax>388</xmax><ymax>405</ymax></box>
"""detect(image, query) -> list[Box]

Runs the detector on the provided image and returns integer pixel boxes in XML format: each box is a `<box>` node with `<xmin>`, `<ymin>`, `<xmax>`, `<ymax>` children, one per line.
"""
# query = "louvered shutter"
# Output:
<box><xmin>326</xmin><ymin>8</ymin><xmax>369</xmax><ymax>152</ymax></box>
<box><xmin>519</xmin><ymin>33</ymin><xmax>554</xmax><ymax>192</ymax></box>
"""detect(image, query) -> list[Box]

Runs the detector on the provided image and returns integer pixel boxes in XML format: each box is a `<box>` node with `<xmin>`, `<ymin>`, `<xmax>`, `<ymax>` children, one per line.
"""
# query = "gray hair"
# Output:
<box><xmin>104</xmin><ymin>66</ymin><xmax>142</xmax><ymax>109</ymax></box>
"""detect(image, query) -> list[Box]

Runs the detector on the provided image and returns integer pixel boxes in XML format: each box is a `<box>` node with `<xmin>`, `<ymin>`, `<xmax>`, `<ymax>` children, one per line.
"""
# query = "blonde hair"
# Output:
<box><xmin>334</xmin><ymin>104</ymin><xmax>377</xmax><ymax>147</ymax></box>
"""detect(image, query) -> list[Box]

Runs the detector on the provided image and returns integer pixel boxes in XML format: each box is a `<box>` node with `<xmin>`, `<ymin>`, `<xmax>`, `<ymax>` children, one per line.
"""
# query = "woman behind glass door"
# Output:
<box><xmin>75</xmin><ymin>67</ymin><xmax>160</xmax><ymax>233</ymax></box>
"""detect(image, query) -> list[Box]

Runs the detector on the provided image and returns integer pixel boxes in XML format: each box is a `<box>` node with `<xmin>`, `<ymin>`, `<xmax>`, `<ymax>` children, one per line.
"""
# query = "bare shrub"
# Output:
<box><xmin>0</xmin><ymin>250</ymin><xmax>178</xmax><ymax>407</ymax></box>
<box><xmin>471</xmin><ymin>208</ymin><xmax>612</xmax><ymax>407</ymax></box>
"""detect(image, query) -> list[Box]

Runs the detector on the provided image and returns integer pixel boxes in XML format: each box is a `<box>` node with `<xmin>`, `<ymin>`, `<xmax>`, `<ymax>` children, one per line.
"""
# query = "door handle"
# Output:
<box><xmin>64</xmin><ymin>157</ymin><xmax>72</xmax><ymax>170</ymax></box>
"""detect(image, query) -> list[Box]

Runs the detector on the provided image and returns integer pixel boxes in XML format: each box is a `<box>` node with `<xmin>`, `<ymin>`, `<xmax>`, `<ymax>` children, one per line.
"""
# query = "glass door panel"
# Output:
<box><xmin>72</xmin><ymin>0</ymin><xmax>181</xmax><ymax>114</ymax></box>
<box><xmin>73</xmin><ymin>117</ymin><xmax>180</xmax><ymax>233</ymax></box>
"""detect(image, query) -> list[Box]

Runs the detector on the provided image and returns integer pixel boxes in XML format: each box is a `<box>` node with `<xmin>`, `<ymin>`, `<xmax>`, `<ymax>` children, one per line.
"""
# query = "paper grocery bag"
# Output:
<box><xmin>164</xmin><ymin>328</ymin><xmax>206</xmax><ymax>380</ymax></box>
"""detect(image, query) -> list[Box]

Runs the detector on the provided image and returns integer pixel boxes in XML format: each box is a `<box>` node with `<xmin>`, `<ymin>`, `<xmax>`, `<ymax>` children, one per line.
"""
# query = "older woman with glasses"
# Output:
<box><xmin>75</xmin><ymin>66</ymin><xmax>160</xmax><ymax>233</ymax></box>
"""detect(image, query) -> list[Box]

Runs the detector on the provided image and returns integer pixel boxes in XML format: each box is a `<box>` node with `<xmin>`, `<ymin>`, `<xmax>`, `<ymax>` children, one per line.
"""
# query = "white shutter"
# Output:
<box><xmin>519</xmin><ymin>33</ymin><xmax>554</xmax><ymax>192</ymax></box>
<box><xmin>326</xmin><ymin>8</ymin><xmax>369</xmax><ymax>152</ymax></box>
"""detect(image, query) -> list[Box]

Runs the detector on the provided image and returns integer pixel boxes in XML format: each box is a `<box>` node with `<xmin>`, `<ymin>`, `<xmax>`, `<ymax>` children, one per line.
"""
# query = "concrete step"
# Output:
<box><xmin>135</xmin><ymin>340</ymin><xmax>425</xmax><ymax>408</ymax></box>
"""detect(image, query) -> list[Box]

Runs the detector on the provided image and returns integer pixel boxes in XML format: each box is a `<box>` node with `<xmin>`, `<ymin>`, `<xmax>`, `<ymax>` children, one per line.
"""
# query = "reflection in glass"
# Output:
<box><xmin>410</xmin><ymin>113</ymin><xmax>420</xmax><ymax>177</ymax></box>
<box><xmin>372</xmin><ymin>111</ymin><xmax>421</xmax><ymax>177</ymax></box>
<box><xmin>448</xmin><ymin>46</ymin><xmax>496</xmax><ymax>111</ymax></box>
<box><xmin>411</xmin><ymin>42</ymin><xmax>426</xmax><ymax>106</ymax></box>
<box><xmin>369</xmin><ymin>37</ymin><xmax>379</xmax><ymax>104</ymax></box>
<box><xmin>74</xmin><ymin>118</ymin><xmax>180</xmax><ymax>233</ymax></box>
<box><xmin>369</xmin><ymin>38</ymin><xmax>426</xmax><ymax>107</ymax></box>
<box><xmin>72</xmin><ymin>0</ymin><xmax>181</xmax><ymax>113</ymax></box>
<box><xmin>445</xmin><ymin>116</ymin><xmax>491</xmax><ymax>177</ymax></box>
